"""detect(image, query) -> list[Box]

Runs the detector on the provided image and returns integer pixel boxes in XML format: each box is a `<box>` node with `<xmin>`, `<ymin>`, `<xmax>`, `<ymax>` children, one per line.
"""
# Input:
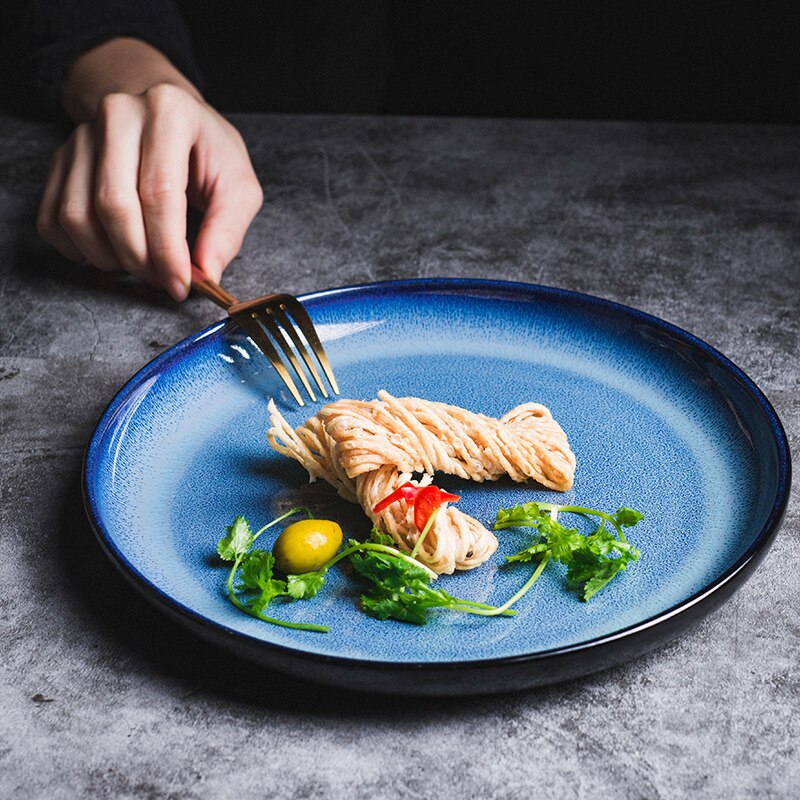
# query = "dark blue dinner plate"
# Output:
<box><xmin>83</xmin><ymin>279</ymin><xmax>790</xmax><ymax>694</ymax></box>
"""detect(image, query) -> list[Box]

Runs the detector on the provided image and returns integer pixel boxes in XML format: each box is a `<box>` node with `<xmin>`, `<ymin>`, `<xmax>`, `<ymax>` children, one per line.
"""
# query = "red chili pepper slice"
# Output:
<box><xmin>413</xmin><ymin>486</ymin><xmax>447</xmax><ymax>533</ymax></box>
<box><xmin>413</xmin><ymin>486</ymin><xmax>460</xmax><ymax>532</ymax></box>
<box><xmin>372</xmin><ymin>482</ymin><xmax>418</xmax><ymax>513</ymax></box>
<box><xmin>373</xmin><ymin>482</ymin><xmax>460</xmax><ymax>532</ymax></box>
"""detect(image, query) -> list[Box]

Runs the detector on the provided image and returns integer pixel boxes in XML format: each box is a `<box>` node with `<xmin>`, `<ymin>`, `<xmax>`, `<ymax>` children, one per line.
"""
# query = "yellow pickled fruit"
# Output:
<box><xmin>272</xmin><ymin>519</ymin><xmax>343</xmax><ymax>574</ymax></box>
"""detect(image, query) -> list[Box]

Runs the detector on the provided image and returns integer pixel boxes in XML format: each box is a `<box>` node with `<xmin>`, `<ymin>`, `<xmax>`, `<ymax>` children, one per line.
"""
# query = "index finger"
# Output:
<box><xmin>138</xmin><ymin>87</ymin><xmax>195</xmax><ymax>300</ymax></box>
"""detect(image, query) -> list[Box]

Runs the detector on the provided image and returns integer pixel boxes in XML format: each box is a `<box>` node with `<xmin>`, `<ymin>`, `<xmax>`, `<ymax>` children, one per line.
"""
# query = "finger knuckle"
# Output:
<box><xmin>217</xmin><ymin>226</ymin><xmax>243</xmax><ymax>256</ymax></box>
<box><xmin>139</xmin><ymin>173</ymin><xmax>181</xmax><ymax>208</ymax></box>
<box><xmin>95</xmin><ymin>187</ymin><xmax>136</xmax><ymax>221</ymax></box>
<box><xmin>226</xmin><ymin>125</ymin><xmax>247</xmax><ymax>149</ymax></box>
<box><xmin>145</xmin><ymin>82</ymin><xmax>185</xmax><ymax>112</ymax></box>
<box><xmin>57</xmin><ymin>200</ymin><xmax>89</xmax><ymax>234</ymax></box>
<box><xmin>246</xmin><ymin>179</ymin><xmax>264</xmax><ymax>210</ymax></box>
<box><xmin>97</xmin><ymin>92</ymin><xmax>133</xmax><ymax>121</ymax></box>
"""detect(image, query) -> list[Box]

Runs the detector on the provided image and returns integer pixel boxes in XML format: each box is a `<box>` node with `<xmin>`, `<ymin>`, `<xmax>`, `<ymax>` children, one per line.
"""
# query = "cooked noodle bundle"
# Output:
<box><xmin>267</xmin><ymin>391</ymin><xmax>575</xmax><ymax>574</ymax></box>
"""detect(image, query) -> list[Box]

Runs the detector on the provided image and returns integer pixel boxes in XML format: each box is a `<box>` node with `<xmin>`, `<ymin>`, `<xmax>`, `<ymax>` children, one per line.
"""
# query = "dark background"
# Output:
<box><xmin>182</xmin><ymin>1</ymin><xmax>800</xmax><ymax>123</ymax></box>
<box><xmin>3</xmin><ymin>0</ymin><xmax>799</xmax><ymax>123</ymax></box>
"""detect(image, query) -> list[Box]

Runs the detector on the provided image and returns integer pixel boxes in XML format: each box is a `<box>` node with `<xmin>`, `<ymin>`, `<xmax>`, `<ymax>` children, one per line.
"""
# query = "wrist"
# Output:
<box><xmin>61</xmin><ymin>37</ymin><xmax>203</xmax><ymax>123</ymax></box>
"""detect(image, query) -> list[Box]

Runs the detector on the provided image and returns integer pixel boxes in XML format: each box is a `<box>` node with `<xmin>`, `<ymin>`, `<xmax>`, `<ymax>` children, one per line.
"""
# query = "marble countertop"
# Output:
<box><xmin>0</xmin><ymin>112</ymin><xmax>797</xmax><ymax>799</ymax></box>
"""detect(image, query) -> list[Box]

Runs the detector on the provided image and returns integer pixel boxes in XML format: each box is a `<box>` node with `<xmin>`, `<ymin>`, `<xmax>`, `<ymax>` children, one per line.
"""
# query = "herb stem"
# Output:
<box><xmin>537</xmin><ymin>503</ymin><xmax>628</xmax><ymax>543</ymax></box>
<box><xmin>475</xmin><ymin>554</ymin><xmax>551</xmax><ymax>616</ymax></box>
<box><xmin>449</xmin><ymin>598</ymin><xmax>509</xmax><ymax>610</ymax></box>
<box><xmin>410</xmin><ymin>506</ymin><xmax>439</xmax><ymax>559</ymax></box>
<box><xmin>450</xmin><ymin>603</ymin><xmax>517</xmax><ymax>617</ymax></box>
<box><xmin>226</xmin><ymin>542</ymin><xmax>329</xmax><ymax>633</ymax></box>
<box><xmin>251</xmin><ymin>506</ymin><xmax>313</xmax><ymax>544</ymax></box>
<box><xmin>494</xmin><ymin>519</ymin><xmax>541</xmax><ymax>531</ymax></box>
<box><xmin>241</xmin><ymin>603</ymin><xmax>329</xmax><ymax>632</ymax></box>
<box><xmin>410</xmin><ymin>585</ymin><xmax>515</xmax><ymax>617</ymax></box>
<box><xmin>313</xmin><ymin>541</ymin><xmax>440</xmax><ymax>580</ymax></box>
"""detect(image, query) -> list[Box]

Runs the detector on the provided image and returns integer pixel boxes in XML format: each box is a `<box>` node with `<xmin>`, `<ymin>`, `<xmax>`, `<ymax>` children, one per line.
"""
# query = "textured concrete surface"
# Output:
<box><xmin>0</xmin><ymin>112</ymin><xmax>797</xmax><ymax>799</ymax></box>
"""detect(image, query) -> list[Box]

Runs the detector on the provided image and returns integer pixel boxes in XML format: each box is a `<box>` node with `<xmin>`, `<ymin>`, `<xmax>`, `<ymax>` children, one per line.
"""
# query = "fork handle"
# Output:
<box><xmin>190</xmin><ymin>264</ymin><xmax>239</xmax><ymax>310</ymax></box>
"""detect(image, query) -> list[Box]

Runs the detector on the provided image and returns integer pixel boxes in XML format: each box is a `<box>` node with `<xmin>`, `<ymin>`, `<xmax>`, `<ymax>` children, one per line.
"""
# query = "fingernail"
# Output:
<box><xmin>167</xmin><ymin>276</ymin><xmax>189</xmax><ymax>302</ymax></box>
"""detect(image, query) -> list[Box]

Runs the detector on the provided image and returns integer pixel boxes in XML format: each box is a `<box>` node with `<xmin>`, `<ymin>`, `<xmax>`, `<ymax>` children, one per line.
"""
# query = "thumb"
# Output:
<box><xmin>191</xmin><ymin>179</ymin><xmax>263</xmax><ymax>282</ymax></box>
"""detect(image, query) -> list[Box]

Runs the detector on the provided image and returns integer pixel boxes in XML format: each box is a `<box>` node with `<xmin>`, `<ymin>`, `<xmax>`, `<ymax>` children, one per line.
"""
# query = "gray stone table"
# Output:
<box><xmin>1</xmin><ymin>112</ymin><xmax>797</xmax><ymax>799</ymax></box>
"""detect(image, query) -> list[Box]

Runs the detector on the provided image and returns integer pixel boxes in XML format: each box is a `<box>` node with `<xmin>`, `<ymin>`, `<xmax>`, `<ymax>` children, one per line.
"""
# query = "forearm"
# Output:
<box><xmin>61</xmin><ymin>37</ymin><xmax>203</xmax><ymax>123</ymax></box>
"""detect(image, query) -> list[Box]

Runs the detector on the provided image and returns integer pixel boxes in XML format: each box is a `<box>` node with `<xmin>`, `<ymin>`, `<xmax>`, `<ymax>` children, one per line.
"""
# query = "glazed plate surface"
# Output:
<box><xmin>84</xmin><ymin>279</ymin><xmax>790</xmax><ymax>694</ymax></box>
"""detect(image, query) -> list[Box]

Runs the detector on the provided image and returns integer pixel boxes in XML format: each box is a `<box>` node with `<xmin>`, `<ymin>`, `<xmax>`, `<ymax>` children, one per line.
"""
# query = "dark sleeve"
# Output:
<box><xmin>9</xmin><ymin>0</ymin><xmax>203</xmax><ymax>121</ymax></box>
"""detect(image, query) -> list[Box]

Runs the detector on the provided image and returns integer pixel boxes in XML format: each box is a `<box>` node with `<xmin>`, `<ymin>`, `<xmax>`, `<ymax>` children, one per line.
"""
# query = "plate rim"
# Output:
<box><xmin>82</xmin><ymin>278</ymin><xmax>792</xmax><ymax>688</ymax></box>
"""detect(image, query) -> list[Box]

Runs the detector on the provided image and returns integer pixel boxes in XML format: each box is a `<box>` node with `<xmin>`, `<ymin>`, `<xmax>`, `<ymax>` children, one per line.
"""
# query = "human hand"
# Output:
<box><xmin>37</xmin><ymin>40</ymin><xmax>263</xmax><ymax>301</ymax></box>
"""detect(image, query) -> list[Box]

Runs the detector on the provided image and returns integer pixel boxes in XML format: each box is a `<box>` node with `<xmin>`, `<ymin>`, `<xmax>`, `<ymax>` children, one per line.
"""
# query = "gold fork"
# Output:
<box><xmin>190</xmin><ymin>264</ymin><xmax>339</xmax><ymax>406</ymax></box>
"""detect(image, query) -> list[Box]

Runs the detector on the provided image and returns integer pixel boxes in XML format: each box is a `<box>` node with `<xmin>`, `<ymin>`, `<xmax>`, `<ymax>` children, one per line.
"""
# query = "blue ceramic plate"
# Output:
<box><xmin>83</xmin><ymin>279</ymin><xmax>790</xmax><ymax>694</ymax></box>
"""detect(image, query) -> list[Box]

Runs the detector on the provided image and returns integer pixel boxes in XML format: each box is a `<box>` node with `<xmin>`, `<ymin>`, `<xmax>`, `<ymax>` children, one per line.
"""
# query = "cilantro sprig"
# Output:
<box><xmin>493</xmin><ymin>502</ymin><xmax>643</xmax><ymax>601</ymax></box>
<box><xmin>215</xmin><ymin>500</ymin><xmax>642</xmax><ymax>633</ymax></box>
<box><xmin>217</xmin><ymin>509</ymin><xmax>330</xmax><ymax>632</ymax></box>
<box><xmin>216</xmin><ymin>516</ymin><xmax>512</xmax><ymax>632</ymax></box>
<box><xmin>348</xmin><ymin>529</ymin><xmax>515</xmax><ymax>625</ymax></box>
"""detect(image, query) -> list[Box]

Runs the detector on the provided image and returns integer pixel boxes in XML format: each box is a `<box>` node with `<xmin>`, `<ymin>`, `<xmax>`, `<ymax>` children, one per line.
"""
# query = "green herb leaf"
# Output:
<box><xmin>286</xmin><ymin>571</ymin><xmax>326</xmax><ymax>600</ymax></box>
<box><xmin>495</xmin><ymin>501</ymin><xmax>643</xmax><ymax>603</ymax></box>
<box><xmin>360</xmin><ymin>593</ymin><xmax>431</xmax><ymax>625</ymax></box>
<box><xmin>566</xmin><ymin>549</ymin><xmax>627</xmax><ymax>600</ymax></box>
<box><xmin>348</xmin><ymin>547</ymin><xmax>506</xmax><ymax>624</ymax></box>
<box><xmin>217</xmin><ymin>516</ymin><xmax>254</xmax><ymax>561</ymax></box>
<box><xmin>237</xmin><ymin>549</ymin><xmax>287</xmax><ymax>611</ymax></box>
<box><xmin>216</xmin><ymin>511</ymin><xmax>334</xmax><ymax>632</ymax></box>
<box><xmin>503</xmin><ymin>515</ymin><xmax>582</xmax><ymax>564</ymax></box>
<box><xmin>368</xmin><ymin>527</ymin><xmax>396</xmax><ymax>547</ymax></box>
<box><xmin>493</xmin><ymin>502</ymin><xmax>546</xmax><ymax>529</ymax></box>
<box><xmin>613</xmin><ymin>507</ymin><xmax>645</xmax><ymax>528</ymax></box>
<box><xmin>505</xmin><ymin>542</ymin><xmax>551</xmax><ymax>563</ymax></box>
<box><xmin>238</xmin><ymin>548</ymin><xmax>279</xmax><ymax>590</ymax></box>
<box><xmin>349</xmin><ymin>549</ymin><xmax>434</xmax><ymax>591</ymax></box>
<box><xmin>541</xmin><ymin>520</ymin><xmax>585</xmax><ymax>564</ymax></box>
<box><xmin>584</xmin><ymin>525</ymin><xmax>620</xmax><ymax>555</ymax></box>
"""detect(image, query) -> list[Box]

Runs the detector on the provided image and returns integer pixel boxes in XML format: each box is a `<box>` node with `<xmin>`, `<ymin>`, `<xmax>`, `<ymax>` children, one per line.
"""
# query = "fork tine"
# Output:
<box><xmin>253</xmin><ymin>308</ymin><xmax>318</xmax><ymax>402</ymax></box>
<box><xmin>268</xmin><ymin>305</ymin><xmax>329</xmax><ymax>399</ymax></box>
<box><xmin>280</xmin><ymin>297</ymin><xmax>340</xmax><ymax>395</ymax></box>
<box><xmin>232</xmin><ymin>311</ymin><xmax>306</xmax><ymax>406</ymax></box>
<box><xmin>191</xmin><ymin>264</ymin><xmax>338</xmax><ymax>407</ymax></box>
